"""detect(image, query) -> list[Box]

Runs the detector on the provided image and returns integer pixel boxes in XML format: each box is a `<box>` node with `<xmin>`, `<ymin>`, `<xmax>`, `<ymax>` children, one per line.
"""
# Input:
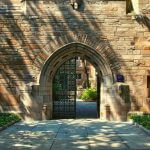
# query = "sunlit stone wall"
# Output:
<box><xmin>0</xmin><ymin>0</ymin><xmax>150</xmax><ymax>120</ymax></box>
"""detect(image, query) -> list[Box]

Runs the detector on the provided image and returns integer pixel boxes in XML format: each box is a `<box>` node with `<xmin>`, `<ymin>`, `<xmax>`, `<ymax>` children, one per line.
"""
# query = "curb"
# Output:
<box><xmin>132</xmin><ymin>122</ymin><xmax>150</xmax><ymax>136</ymax></box>
<box><xmin>0</xmin><ymin>119</ymin><xmax>20</xmax><ymax>132</ymax></box>
<box><xmin>139</xmin><ymin>125</ymin><xmax>150</xmax><ymax>135</ymax></box>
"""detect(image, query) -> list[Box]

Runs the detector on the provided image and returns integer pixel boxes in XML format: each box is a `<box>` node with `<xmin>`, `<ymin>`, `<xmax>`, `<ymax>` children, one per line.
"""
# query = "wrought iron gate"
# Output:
<box><xmin>53</xmin><ymin>58</ymin><xmax>77</xmax><ymax>119</ymax></box>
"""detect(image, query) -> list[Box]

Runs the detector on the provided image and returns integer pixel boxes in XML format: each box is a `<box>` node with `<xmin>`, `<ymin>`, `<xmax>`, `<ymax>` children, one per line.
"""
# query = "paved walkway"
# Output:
<box><xmin>0</xmin><ymin>119</ymin><xmax>150</xmax><ymax>150</ymax></box>
<box><xmin>76</xmin><ymin>99</ymin><xmax>97</xmax><ymax>118</ymax></box>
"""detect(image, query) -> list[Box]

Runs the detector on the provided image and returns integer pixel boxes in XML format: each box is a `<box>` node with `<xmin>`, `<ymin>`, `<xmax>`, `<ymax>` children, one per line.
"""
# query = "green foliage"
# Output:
<box><xmin>0</xmin><ymin>113</ymin><xmax>21</xmax><ymax>127</ymax></box>
<box><xmin>130</xmin><ymin>114</ymin><xmax>150</xmax><ymax>130</ymax></box>
<box><xmin>81</xmin><ymin>88</ymin><xmax>97</xmax><ymax>101</ymax></box>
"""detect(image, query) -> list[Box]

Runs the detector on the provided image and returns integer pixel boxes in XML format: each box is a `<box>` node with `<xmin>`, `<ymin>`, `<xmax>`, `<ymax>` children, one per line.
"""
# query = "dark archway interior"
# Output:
<box><xmin>52</xmin><ymin>56</ymin><xmax>101</xmax><ymax>119</ymax></box>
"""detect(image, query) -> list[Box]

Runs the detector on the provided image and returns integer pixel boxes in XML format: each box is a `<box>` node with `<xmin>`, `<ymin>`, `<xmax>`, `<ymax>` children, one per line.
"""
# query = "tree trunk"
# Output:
<box><xmin>82</xmin><ymin>59</ymin><xmax>90</xmax><ymax>88</ymax></box>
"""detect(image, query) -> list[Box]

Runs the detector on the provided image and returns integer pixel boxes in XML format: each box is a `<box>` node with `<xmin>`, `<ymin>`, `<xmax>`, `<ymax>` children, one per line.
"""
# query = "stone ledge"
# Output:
<box><xmin>0</xmin><ymin>119</ymin><xmax>20</xmax><ymax>132</ymax></box>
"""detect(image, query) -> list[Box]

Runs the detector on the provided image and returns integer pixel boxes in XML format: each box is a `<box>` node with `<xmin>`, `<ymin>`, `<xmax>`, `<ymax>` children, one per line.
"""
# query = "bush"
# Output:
<box><xmin>130</xmin><ymin>114</ymin><xmax>150</xmax><ymax>130</ymax></box>
<box><xmin>0</xmin><ymin>113</ymin><xmax>21</xmax><ymax>127</ymax></box>
<box><xmin>80</xmin><ymin>88</ymin><xmax>97</xmax><ymax>101</ymax></box>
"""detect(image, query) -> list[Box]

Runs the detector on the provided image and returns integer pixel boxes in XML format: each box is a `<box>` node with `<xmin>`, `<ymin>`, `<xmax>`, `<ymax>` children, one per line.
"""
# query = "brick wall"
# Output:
<box><xmin>0</xmin><ymin>0</ymin><xmax>150</xmax><ymax>119</ymax></box>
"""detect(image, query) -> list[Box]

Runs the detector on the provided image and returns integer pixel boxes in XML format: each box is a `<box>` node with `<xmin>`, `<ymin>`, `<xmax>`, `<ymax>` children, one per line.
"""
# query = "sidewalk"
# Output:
<box><xmin>0</xmin><ymin>119</ymin><xmax>150</xmax><ymax>150</ymax></box>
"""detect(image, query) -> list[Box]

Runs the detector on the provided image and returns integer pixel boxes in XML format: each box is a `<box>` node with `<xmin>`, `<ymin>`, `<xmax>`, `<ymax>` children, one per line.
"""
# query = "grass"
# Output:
<box><xmin>129</xmin><ymin>114</ymin><xmax>150</xmax><ymax>130</ymax></box>
<box><xmin>0</xmin><ymin>113</ymin><xmax>21</xmax><ymax>128</ymax></box>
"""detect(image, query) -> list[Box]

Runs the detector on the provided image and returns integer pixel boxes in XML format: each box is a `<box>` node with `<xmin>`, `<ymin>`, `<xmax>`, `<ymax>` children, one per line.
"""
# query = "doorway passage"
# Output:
<box><xmin>52</xmin><ymin>57</ymin><xmax>100</xmax><ymax>119</ymax></box>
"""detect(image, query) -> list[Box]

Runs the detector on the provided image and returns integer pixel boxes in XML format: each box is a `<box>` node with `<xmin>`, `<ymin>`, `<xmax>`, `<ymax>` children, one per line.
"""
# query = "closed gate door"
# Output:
<box><xmin>53</xmin><ymin>58</ymin><xmax>77</xmax><ymax>119</ymax></box>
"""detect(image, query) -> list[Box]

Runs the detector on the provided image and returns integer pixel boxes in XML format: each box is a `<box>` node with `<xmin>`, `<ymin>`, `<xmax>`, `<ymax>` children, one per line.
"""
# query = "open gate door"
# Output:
<box><xmin>53</xmin><ymin>58</ymin><xmax>77</xmax><ymax>119</ymax></box>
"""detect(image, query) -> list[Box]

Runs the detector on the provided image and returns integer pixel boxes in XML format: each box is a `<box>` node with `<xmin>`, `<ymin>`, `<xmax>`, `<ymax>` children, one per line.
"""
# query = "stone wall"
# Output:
<box><xmin>0</xmin><ymin>0</ymin><xmax>150</xmax><ymax>120</ymax></box>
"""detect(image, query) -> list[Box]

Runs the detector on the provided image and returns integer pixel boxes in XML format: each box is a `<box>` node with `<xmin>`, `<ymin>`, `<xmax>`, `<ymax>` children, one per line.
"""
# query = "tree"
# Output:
<box><xmin>82</xmin><ymin>59</ymin><xmax>90</xmax><ymax>88</ymax></box>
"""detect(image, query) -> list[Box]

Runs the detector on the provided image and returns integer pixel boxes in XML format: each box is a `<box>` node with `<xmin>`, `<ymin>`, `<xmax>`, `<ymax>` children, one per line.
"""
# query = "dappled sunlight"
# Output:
<box><xmin>0</xmin><ymin>0</ymin><xmax>124</xmax><ymax>121</ymax></box>
<box><xmin>0</xmin><ymin>119</ymin><xmax>150</xmax><ymax>149</ymax></box>
<box><xmin>90</xmin><ymin>140</ymin><xmax>126</xmax><ymax>149</ymax></box>
<box><xmin>145</xmin><ymin>143</ymin><xmax>150</xmax><ymax>146</ymax></box>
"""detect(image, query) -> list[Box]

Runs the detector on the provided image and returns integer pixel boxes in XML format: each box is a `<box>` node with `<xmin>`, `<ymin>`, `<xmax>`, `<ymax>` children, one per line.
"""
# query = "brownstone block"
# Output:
<box><xmin>144</xmin><ymin>46</ymin><xmax>150</xmax><ymax>50</ymax></box>
<box><xmin>0</xmin><ymin>86</ymin><xmax>7</xmax><ymax>94</ymax></box>
<box><xmin>0</xmin><ymin>93</ymin><xmax>20</xmax><ymax>106</ymax></box>
<box><xmin>141</xmin><ymin>50</ymin><xmax>150</xmax><ymax>55</ymax></box>
<box><xmin>27</xmin><ymin>44</ymin><xmax>41</xmax><ymax>49</ymax></box>
<box><xmin>38</xmin><ymin>52</ymin><xmax>48</xmax><ymax>60</ymax></box>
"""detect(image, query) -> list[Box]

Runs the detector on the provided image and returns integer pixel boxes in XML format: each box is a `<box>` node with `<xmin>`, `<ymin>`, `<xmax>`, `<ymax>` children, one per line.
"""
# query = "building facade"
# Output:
<box><xmin>76</xmin><ymin>58</ymin><xmax>97</xmax><ymax>98</ymax></box>
<box><xmin>0</xmin><ymin>0</ymin><xmax>150</xmax><ymax>121</ymax></box>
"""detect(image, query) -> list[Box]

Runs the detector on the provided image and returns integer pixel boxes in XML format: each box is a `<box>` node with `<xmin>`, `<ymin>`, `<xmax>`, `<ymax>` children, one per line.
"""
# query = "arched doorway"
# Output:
<box><xmin>52</xmin><ymin>57</ymin><xmax>100</xmax><ymax>119</ymax></box>
<box><xmin>39</xmin><ymin>42</ymin><xmax>115</xmax><ymax>120</ymax></box>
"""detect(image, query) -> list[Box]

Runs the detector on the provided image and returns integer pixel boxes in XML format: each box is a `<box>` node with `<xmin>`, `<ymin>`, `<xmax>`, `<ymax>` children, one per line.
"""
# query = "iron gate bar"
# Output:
<box><xmin>53</xmin><ymin>57</ymin><xmax>77</xmax><ymax>119</ymax></box>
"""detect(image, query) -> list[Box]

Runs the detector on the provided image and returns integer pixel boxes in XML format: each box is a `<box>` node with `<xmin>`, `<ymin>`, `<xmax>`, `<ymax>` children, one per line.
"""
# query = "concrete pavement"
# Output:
<box><xmin>76</xmin><ymin>99</ymin><xmax>97</xmax><ymax>118</ymax></box>
<box><xmin>0</xmin><ymin>119</ymin><xmax>150</xmax><ymax>150</ymax></box>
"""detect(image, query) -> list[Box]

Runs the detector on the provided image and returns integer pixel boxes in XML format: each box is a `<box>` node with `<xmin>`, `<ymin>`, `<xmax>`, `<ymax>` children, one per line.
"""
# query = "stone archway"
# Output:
<box><xmin>38</xmin><ymin>41</ymin><xmax>128</xmax><ymax>121</ymax></box>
